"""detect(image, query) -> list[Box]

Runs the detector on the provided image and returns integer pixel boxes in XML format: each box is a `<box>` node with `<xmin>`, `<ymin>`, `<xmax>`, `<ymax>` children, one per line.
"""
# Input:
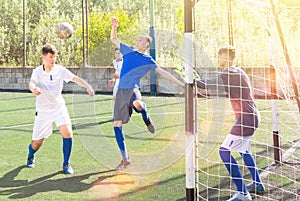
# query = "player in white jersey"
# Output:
<box><xmin>26</xmin><ymin>43</ymin><xmax>95</xmax><ymax>174</ymax></box>
<box><xmin>108</xmin><ymin>48</ymin><xmax>123</xmax><ymax>101</ymax></box>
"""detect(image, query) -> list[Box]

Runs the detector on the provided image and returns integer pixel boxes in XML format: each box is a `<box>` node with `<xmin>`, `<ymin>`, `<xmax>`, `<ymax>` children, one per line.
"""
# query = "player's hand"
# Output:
<box><xmin>32</xmin><ymin>87</ymin><xmax>41</xmax><ymax>96</ymax></box>
<box><xmin>112</xmin><ymin>17</ymin><xmax>118</xmax><ymax>27</ymax></box>
<box><xmin>87</xmin><ymin>87</ymin><xmax>95</xmax><ymax>96</ymax></box>
<box><xmin>108</xmin><ymin>79</ymin><xmax>115</xmax><ymax>87</ymax></box>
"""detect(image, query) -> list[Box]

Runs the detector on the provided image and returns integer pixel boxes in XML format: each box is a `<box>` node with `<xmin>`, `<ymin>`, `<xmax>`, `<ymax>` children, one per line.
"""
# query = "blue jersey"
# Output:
<box><xmin>119</xmin><ymin>43</ymin><xmax>157</xmax><ymax>89</ymax></box>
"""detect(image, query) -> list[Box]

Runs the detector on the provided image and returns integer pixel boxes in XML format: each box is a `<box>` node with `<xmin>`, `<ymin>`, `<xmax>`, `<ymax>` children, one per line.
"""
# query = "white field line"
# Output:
<box><xmin>0</xmin><ymin>111</ymin><xmax>184</xmax><ymax>130</ymax></box>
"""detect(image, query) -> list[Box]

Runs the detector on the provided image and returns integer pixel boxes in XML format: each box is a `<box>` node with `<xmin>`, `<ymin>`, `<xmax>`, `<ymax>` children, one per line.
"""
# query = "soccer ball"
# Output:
<box><xmin>56</xmin><ymin>22</ymin><xmax>73</xmax><ymax>39</ymax></box>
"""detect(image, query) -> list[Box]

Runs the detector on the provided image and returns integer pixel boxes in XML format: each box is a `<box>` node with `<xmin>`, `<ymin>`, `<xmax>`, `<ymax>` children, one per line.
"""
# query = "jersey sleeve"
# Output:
<box><xmin>62</xmin><ymin>67</ymin><xmax>76</xmax><ymax>83</ymax></box>
<box><xmin>195</xmin><ymin>74</ymin><xmax>227</xmax><ymax>96</ymax></box>
<box><xmin>30</xmin><ymin>68</ymin><xmax>38</xmax><ymax>83</ymax></box>
<box><xmin>148</xmin><ymin>56</ymin><xmax>157</xmax><ymax>69</ymax></box>
<box><xmin>195</xmin><ymin>77</ymin><xmax>219</xmax><ymax>89</ymax></box>
<box><xmin>120</xmin><ymin>43</ymin><xmax>133</xmax><ymax>56</ymax></box>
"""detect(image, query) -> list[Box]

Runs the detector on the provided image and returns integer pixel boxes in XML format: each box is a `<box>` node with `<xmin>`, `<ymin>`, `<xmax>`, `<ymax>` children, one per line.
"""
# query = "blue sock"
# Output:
<box><xmin>28</xmin><ymin>144</ymin><xmax>37</xmax><ymax>159</ymax></box>
<box><xmin>114</xmin><ymin>127</ymin><xmax>129</xmax><ymax>160</ymax></box>
<box><xmin>219</xmin><ymin>147</ymin><xmax>247</xmax><ymax>194</ymax></box>
<box><xmin>241</xmin><ymin>152</ymin><xmax>262</xmax><ymax>184</ymax></box>
<box><xmin>63</xmin><ymin>138</ymin><xmax>73</xmax><ymax>165</ymax></box>
<box><xmin>136</xmin><ymin>103</ymin><xmax>149</xmax><ymax>121</ymax></box>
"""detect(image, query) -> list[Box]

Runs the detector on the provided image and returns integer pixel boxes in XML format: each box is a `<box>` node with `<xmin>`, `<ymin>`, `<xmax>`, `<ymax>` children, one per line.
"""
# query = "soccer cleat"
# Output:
<box><xmin>63</xmin><ymin>164</ymin><xmax>74</xmax><ymax>174</ymax></box>
<box><xmin>144</xmin><ymin>117</ymin><xmax>155</xmax><ymax>133</ymax></box>
<box><xmin>115</xmin><ymin>159</ymin><xmax>131</xmax><ymax>171</ymax></box>
<box><xmin>227</xmin><ymin>192</ymin><xmax>252</xmax><ymax>201</ymax></box>
<box><xmin>247</xmin><ymin>183</ymin><xmax>265</xmax><ymax>194</ymax></box>
<box><xmin>27</xmin><ymin>157</ymin><xmax>35</xmax><ymax>168</ymax></box>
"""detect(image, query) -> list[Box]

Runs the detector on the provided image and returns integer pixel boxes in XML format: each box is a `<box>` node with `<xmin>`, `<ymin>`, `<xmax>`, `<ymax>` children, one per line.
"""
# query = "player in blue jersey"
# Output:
<box><xmin>26</xmin><ymin>43</ymin><xmax>95</xmax><ymax>174</ymax></box>
<box><xmin>110</xmin><ymin>17</ymin><xmax>185</xmax><ymax>170</ymax></box>
<box><xmin>194</xmin><ymin>46</ymin><xmax>265</xmax><ymax>201</ymax></box>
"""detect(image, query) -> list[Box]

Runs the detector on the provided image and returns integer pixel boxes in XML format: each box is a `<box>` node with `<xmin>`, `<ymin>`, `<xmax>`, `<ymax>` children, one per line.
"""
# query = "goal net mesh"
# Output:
<box><xmin>192</xmin><ymin>0</ymin><xmax>300</xmax><ymax>200</ymax></box>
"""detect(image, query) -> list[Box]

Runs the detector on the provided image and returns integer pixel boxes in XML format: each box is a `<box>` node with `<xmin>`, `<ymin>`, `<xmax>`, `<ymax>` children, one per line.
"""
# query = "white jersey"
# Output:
<box><xmin>112</xmin><ymin>59</ymin><xmax>123</xmax><ymax>96</ymax></box>
<box><xmin>30</xmin><ymin>64</ymin><xmax>75</xmax><ymax>112</ymax></box>
<box><xmin>113</xmin><ymin>59</ymin><xmax>123</xmax><ymax>74</ymax></box>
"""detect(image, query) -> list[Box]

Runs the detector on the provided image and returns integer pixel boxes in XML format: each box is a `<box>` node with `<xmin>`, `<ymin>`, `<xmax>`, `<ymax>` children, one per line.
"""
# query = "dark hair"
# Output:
<box><xmin>114</xmin><ymin>47</ymin><xmax>120</xmax><ymax>52</ymax></box>
<box><xmin>218</xmin><ymin>46</ymin><xmax>236</xmax><ymax>60</ymax></box>
<box><xmin>42</xmin><ymin>43</ymin><xmax>58</xmax><ymax>55</ymax></box>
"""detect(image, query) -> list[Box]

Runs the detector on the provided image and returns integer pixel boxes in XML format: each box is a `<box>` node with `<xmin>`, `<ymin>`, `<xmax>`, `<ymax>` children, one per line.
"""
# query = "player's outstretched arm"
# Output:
<box><xmin>110</xmin><ymin>17</ymin><xmax>121</xmax><ymax>49</ymax></box>
<box><xmin>155</xmin><ymin>67</ymin><xmax>185</xmax><ymax>89</ymax></box>
<box><xmin>194</xmin><ymin>77</ymin><xmax>219</xmax><ymax>90</ymax></box>
<box><xmin>29</xmin><ymin>80</ymin><xmax>41</xmax><ymax>96</ymax></box>
<box><xmin>72</xmin><ymin>76</ymin><xmax>95</xmax><ymax>96</ymax></box>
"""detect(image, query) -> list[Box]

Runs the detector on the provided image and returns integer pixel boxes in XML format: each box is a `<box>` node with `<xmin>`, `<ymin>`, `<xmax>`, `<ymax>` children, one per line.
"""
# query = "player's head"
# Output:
<box><xmin>135</xmin><ymin>33</ymin><xmax>152</xmax><ymax>53</ymax></box>
<box><xmin>42</xmin><ymin>43</ymin><xmax>58</xmax><ymax>67</ymax></box>
<box><xmin>42</xmin><ymin>43</ymin><xmax>58</xmax><ymax>55</ymax></box>
<box><xmin>114</xmin><ymin>48</ymin><xmax>122</xmax><ymax>61</ymax></box>
<box><xmin>217</xmin><ymin>46</ymin><xmax>236</xmax><ymax>68</ymax></box>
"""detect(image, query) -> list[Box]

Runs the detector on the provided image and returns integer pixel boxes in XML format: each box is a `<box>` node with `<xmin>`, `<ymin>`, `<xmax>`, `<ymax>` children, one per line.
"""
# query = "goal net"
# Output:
<box><xmin>192</xmin><ymin>0</ymin><xmax>300</xmax><ymax>200</ymax></box>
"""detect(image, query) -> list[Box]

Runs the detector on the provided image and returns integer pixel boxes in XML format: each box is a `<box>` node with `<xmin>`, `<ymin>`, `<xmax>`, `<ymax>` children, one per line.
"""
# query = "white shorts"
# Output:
<box><xmin>221</xmin><ymin>134</ymin><xmax>252</xmax><ymax>153</ymax></box>
<box><xmin>113</xmin><ymin>79</ymin><xmax>120</xmax><ymax>97</ymax></box>
<box><xmin>32</xmin><ymin>107</ymin><xmax>71</xmax><ymax>140</ymax></box>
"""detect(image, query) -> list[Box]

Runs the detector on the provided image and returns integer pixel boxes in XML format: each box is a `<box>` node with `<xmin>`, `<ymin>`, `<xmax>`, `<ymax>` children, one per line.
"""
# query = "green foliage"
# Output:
<box><xmin>85</xmin><ymin>11</ymin><xmax>140</xmax><ymax>66</ymax></box>
<box><xmin>0</xmin><ymin>0</ymin><xmax>23</xmax><ymax>66</ymax></box>
<box><xmin>1</xmin><ymin>0</ymin><xmax>300</xmax><ymax>68</ymax></box>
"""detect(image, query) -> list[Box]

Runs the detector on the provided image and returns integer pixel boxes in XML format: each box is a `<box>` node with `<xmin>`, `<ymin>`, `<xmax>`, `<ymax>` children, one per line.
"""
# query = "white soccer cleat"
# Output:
<box><xmin>227</xmin><ymin>192</ymin><xmax>252</xmax><ymax>201</ymax></box>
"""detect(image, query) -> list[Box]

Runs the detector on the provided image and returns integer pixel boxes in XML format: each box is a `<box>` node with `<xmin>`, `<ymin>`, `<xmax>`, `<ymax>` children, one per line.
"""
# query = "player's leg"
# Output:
<box><xmin>27</xmin><ymin>139</ymin><xmax>44</xmax><ymax>168</ymax></box>
<box><xmin>240</xmin><ymin>151</ymin><xmax>265</xmax><ymax>194</ymax></box>
<box><xmin>114</xmin><ymin>120</ymin><xmax>130</xmax><ymax>170</ymax></box>
<box><xmin>219</xmin><ymin>147</ymin><xmax>248</xmax><ymax>195</ymax></box>
<box><xmin>59</xmin><ymin>124</ymin><xmax>74</xmax><ymax>174</ymax></box>
<box><xmin>220</xmin><ymin>134</ymin><xmax>252</xmax><ymax>201</ymax></box>
<box><xmin>27</xmin><ymin>111</ymin><xmax>53</xmax><ymax>168</ymax></box>
<box><xmin>131</xmin><ymin>88</ymin><xmax>155</xmax><ymax>133</ymax></box>
<box><xmin>113</xmin><ymin>89</ymin><xmax>132</xmax><ymax>170</ymax></box>
<box><xmin>56</xmin><ymin>107</ymin><xmax>74</xmax><ymax>174</ymax></box>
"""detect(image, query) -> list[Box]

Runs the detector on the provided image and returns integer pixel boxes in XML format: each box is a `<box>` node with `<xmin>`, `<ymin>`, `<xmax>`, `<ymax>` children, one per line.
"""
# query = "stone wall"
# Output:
<box><xmin>0</xmin><ymin>67</ymin><xmax>183</xmax><ymax>94</ymax></box>
<box><xmin>0</xmin><ymin>66</ymin><xmax>281</xmax><ymax>97</ymax></box>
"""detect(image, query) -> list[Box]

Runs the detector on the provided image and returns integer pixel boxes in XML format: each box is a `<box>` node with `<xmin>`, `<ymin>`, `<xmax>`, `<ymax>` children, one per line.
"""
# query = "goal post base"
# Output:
<box><xmin>186</xmin><ymin>188</ymin><xmax>196</xmax><ymax>201</ymax></box>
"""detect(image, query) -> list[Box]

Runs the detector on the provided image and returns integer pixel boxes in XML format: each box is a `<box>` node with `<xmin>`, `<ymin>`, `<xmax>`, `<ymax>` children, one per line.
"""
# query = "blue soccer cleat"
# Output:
<box><xmin>27</xmin><ymin>157</ymin><xmax>35</xmax><ymax>168</ymax></box>
<box><xmin>63</xmin><ymin>164</ymin><xmax>74</xmax><ymax>174</ymax></box>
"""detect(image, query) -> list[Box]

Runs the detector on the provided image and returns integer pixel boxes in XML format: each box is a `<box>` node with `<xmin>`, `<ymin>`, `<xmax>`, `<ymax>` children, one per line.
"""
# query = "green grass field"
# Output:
<box><xmin>0</xmin><ymin>92</ymin><xmax>299</xmax><ymax>201</ymax></box>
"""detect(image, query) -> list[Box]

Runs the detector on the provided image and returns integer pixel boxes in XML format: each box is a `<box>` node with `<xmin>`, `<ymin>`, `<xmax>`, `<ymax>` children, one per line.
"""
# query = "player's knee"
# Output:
<box><xmin>59</xmin><ymin>125</ymin><xmax>73</xmax><ymax>138</ymax></box>
<box><xmin>114</xmin><ymin>121</ymin><xmax>122</xmax><ymax>127</ymax></box>
<box><xmin>63</xmin><ymin>132</ymin><xmax>73</xmax><ymax>138</ymax></box>
<box><xmin>32</xmin><ymin>139</ymin><xmax>44</xmax><ymax>150</ymax></box>
<box><xmin>133</xmin><ymin>100</ymin><xmax>144</xmax><ymax>110</ymax></box>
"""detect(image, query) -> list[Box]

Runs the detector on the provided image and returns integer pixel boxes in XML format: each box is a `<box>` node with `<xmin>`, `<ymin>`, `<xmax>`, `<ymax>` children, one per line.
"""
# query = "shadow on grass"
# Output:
<box><xmin>0</xmin><ymin>165</ymin><xmax>115</xmax><ymax>199</ymax></box>
<box><xmin>94</xmin><ymin>173</ymin><xmax>186</xmax><ymax>201</ymax></box>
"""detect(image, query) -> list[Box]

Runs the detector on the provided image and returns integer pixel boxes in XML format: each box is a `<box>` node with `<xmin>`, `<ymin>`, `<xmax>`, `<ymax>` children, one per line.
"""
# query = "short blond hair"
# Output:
<box><xmin>139</xmin><ymin>33</ymin><xmax>152</xmax><ymax>45</ymax></box>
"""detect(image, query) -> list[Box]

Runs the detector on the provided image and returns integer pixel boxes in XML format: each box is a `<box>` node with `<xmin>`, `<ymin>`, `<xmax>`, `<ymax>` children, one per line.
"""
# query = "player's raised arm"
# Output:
<box><xmin>110</xmin><ymin>17</ymin><xmax>121</xmax><ymax>49</ymax></box>
<box><xmin>72</xmin><ymin>76</ymin><xmax>95</xmax><ymax>96</ymax></box>
<box><xmin>155</xmin><ymin>66</ymin><xmax>185</xmax><ymax>89</ymax></box>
